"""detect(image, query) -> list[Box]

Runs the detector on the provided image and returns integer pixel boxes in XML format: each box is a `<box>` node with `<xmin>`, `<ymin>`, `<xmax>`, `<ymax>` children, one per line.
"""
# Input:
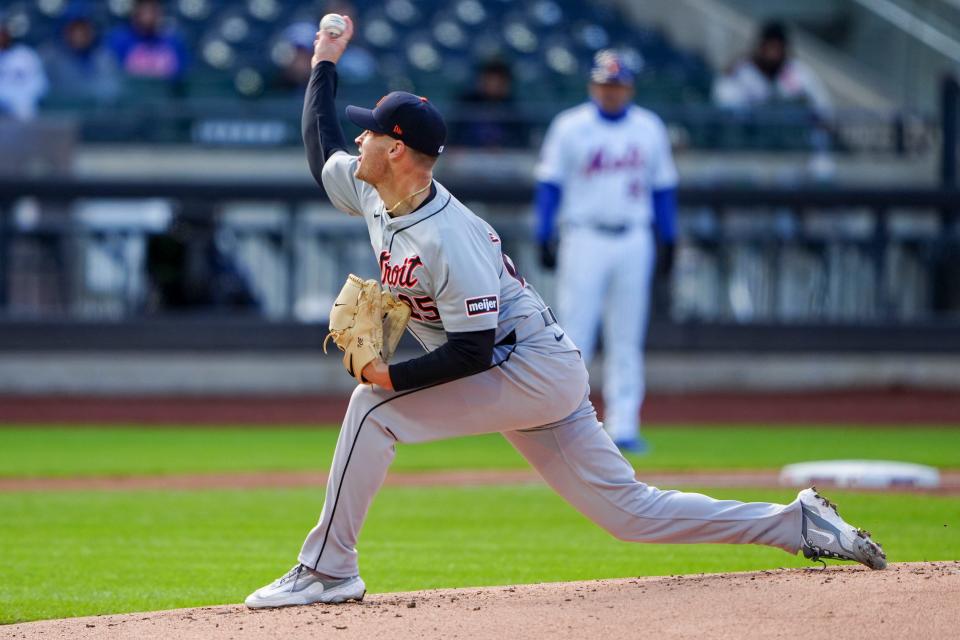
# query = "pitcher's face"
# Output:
<box><xmin>354</xmin><ymin>130</ymin><xmax>393</xmax><ymax>184</ymax></box>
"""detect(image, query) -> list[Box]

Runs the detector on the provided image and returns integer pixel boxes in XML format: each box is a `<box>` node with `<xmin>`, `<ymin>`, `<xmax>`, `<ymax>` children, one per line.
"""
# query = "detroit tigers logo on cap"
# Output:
<box><xmin>346</xmin><ymin>92</ymin><xmax>447</xmax><ymax>156</ymax></box>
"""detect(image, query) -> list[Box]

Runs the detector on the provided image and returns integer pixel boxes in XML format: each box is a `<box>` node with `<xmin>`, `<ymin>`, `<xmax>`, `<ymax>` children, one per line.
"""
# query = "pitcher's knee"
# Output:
<box><xmin>345</xmin><ymin>384</ymin><xmax>387</xmax><ymax>419</ymax></box>
<box><xmin>336</xmin><ymin>385</ymin><xmax>383</xmax><ymax>439</ymax></box>
<box><xmin>597</xmin><ymin>519</ymin><xmax>634</xmax><ymax>542</ymax></box>
<box><xmin>339</xmin><ymin>384</ymin><xmax>402</xmax><ymax>446</ymax></box>
<box><xmin>576</xmin><ymin>508</ymin><xmax>634</xmax><ymax>541</ymax></box>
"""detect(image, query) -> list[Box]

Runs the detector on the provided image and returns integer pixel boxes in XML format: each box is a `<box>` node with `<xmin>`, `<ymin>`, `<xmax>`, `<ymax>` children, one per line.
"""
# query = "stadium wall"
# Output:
<box><xmin>0</xmin><ymin>351</ymin><xmax>958</xmax><ymax>395</ymax></box>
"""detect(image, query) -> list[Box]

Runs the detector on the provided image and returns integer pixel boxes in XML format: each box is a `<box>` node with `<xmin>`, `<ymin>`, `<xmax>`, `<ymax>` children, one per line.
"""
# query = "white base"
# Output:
<box><xmin>780</xmin><ymin>460</ymin><xmax>940</xmax><ymax>489</ymax></box>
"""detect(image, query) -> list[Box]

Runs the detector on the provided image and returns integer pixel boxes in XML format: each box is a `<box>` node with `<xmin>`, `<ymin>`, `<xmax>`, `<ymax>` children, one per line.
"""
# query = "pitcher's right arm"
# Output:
<box><xmin>301</xmin><ymin>16</ymin><xmax>374</xmax><ymax>216</ymax></box>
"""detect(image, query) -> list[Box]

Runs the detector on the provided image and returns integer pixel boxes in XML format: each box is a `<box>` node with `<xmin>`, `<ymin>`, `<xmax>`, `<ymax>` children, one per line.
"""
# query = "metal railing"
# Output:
<box><xmin>38</xmin><ymin>100</ymin><xmax>940</xmax><ymax>156</ymax></box>
<box><xmin>851</xmin><ymin>0</ymin><xmax>960</xmax><ymax>65</ymax></box>
<box><xmin>1</xmin><ymin>177</ymin><xmax>958</xmax><ymax>351</ymax></box>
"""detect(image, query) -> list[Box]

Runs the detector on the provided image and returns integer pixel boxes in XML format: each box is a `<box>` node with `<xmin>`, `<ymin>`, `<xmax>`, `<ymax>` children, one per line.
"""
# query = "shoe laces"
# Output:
<box><xmin>276</xmin><ymin>564</ymin><xmax>304</xmax><ymax>586</ymax></box>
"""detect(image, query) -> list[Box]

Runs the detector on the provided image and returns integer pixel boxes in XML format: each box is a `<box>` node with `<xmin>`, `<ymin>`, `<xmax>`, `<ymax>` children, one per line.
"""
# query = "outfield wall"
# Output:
<box><xmin>0</xmin><ymin>351</ymin><xmax>957</xmax><ymax>395</ymax></box>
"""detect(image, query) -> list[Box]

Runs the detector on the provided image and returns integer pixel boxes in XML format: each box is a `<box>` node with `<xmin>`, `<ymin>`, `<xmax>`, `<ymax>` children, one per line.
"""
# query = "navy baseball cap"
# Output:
<box><xmin>589</xmin><ymin>49</ymin><xmax>636</xmax><ymax>85</ymax></box>
<box><xmin>346</xmin><ymin>92</ymin><xmax>447</xmax><ymax>157</ymax></box>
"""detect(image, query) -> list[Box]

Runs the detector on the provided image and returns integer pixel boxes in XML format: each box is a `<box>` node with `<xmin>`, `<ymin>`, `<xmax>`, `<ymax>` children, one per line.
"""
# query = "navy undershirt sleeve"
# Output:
<box><xmin>388</xmin><ymin>329</ymin><xmax>496</xmax><ymax>391</ymax></box>
<box><xmin>302</xmin><ymin>61</ymin><xmax>349</xmax><ymax>186</ymax></box>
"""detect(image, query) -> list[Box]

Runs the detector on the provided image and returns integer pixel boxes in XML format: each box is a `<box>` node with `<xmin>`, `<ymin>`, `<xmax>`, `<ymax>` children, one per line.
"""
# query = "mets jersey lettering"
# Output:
<box><xmin>535</xmin><ymin>103</ymin><xmax>678</xmax><ymax>227</ymax></box>
<box><xmin>583</xmin><ymin>146</ymin><xmax>646</xmax><ymax>177</ymax></box>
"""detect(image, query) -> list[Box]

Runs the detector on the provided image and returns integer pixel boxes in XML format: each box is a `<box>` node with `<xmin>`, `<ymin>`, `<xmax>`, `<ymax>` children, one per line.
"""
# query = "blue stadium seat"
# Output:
<box><xmin>24</xmin><ymin>0</ymin><xmax>718</xmax><ymax>144</ymax></box>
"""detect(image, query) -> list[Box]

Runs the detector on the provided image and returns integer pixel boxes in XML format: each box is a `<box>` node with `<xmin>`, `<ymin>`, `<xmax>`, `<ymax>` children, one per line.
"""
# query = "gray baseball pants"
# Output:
<box><xmin>299</xmin><ymin>330</ymin><xmax>803</xmax><ymax>578</ymax></box>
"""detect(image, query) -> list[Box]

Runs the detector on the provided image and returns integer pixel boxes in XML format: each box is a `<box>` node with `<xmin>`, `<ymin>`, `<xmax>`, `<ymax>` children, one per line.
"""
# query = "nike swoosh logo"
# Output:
<box><xmin>554</xmin><ymin>333</ymin><xmax>564</xmax><ymax>342</ymax></box>
<box><xmin>802</xmin><ymin>507</ymin><xmax>840</xmax><ymax>546</ymax></box>
<box><xmin>334</xmin><ymin>303</ymin><xmax>346</xmax><ymax>307</ymax></box>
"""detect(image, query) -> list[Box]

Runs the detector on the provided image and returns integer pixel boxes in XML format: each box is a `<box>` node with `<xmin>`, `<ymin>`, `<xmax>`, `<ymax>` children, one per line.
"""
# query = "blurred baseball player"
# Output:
<box><xmin>535</xmin><ymin>50</ymin><xmax>676</xmax><ymax>454</ymax></box>
<box><xmin>245</xmin><ymin>16</ymin><xmax>885</xmax><ymax>609</ymax></box>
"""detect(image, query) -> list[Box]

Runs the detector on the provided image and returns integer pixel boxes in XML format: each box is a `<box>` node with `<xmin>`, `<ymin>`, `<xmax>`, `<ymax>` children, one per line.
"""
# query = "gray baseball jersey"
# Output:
<box><xmin>322</xmin><ymin>150</ymin><xmax>544</xmax><ymax>352</ymax></box>
<box><xmin>296</xmin><ymin>148</ymin><xmax>806</xmax><ymax>579</ymax></box>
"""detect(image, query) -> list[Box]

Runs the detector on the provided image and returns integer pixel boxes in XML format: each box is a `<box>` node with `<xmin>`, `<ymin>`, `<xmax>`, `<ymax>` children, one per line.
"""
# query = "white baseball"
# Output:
<box><xmin>320</xmin><ymin>14</ymin><xmax>347</xmax><ymax>38</ymax></box>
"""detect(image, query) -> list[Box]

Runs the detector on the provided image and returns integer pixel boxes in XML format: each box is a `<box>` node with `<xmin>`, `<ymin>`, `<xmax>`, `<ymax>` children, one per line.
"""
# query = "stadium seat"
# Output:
<box><xmin>23</xmin><ymin>0</ymin><xmax>720</xmax><ymax>146</ymax></box>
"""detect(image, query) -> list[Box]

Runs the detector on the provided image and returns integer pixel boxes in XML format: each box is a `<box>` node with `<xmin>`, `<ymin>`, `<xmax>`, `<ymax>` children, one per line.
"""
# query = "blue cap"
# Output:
<box><xmin>346</xmin><ymin>92</ymin><xmax>447</xmax><ymax>157</ymax></box>
<box><xmin>62</xmin><ymin>1</ymin><xmax>93</xmax><ymax>23</ymax></box>
<box><xmin>589</xmin><ymin>49</ymin><xmax>635</xmax><ymax>85</ymax></box>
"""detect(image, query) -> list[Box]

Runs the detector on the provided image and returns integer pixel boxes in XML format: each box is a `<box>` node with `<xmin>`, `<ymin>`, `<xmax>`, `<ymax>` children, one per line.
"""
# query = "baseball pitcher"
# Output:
<box><xmin>245</xmin><ymin>16</ymin><xmax>885</xmax><ymax>609</ymax></box>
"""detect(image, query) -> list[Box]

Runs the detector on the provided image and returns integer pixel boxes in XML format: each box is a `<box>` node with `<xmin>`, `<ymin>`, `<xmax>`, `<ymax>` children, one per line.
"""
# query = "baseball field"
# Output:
<box><xmin>2</xmin><ymin>421</ymin><xmax>959</xmax><ymax>638</ymax></box>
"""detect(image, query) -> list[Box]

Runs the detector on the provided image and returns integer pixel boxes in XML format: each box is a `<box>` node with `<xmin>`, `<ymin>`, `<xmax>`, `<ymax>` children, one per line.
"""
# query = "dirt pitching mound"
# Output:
<box><xmin>8</xmin><ymin>563</ymin><xmax>958</xmax><ymax>640</ymax></box>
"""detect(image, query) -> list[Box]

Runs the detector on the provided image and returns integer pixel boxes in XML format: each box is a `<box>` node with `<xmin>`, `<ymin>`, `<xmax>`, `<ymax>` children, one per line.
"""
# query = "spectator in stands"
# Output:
<box><xmin>320</xmin><ymin>1</ymin><xmax>376</xmax><ymax>83</ymax></box>
<box><xmin>0</xmin><ymin>15</ymin><xmax>49</xmax><ymax>120</ymax></box>
<box><xmin>269</xmin><ymin>22</ymin><xmax>317</xmax><ymax>94</ymax></box>
<box><xmin>107</xmin><ymin>0</ymin><xmax>188</xmax><ymax>80</ymax></box>
<box><xmin>452</xmin><ymin>58</ymin><xmax>527</xmax><ymax>148</ymax></box>
<box><xmin>712</xmin><ymin>21</ymin><xmax>832</xmax><ymax>120</ymax></box>
<box><xmin>42</xmin><ymin>3</ymin><xmax>120</xmax><ymax>105</ymax></box>
<box><xmin>270</xmin><ymin>20</ymin><xmax>375</xmax><ymax>95</ymax></box>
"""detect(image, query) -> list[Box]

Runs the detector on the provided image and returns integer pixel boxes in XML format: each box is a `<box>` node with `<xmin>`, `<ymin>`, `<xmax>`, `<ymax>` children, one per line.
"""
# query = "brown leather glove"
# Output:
<box><xmin>323</xmin><ymin>275</ymin><xmax>411</xmax><ymax>383</ymax></box>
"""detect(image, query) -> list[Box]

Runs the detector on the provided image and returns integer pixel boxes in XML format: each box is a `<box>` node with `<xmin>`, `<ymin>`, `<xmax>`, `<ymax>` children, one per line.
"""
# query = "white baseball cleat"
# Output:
<box><xmin>245</xmin><ymin>564</ymin><xmax>366</xmax><ymax>609</ymax></box>
<box><xmin>798</xmin><ymin>487</ymin><xmax>887</xmax><ymax>570</ymax></box>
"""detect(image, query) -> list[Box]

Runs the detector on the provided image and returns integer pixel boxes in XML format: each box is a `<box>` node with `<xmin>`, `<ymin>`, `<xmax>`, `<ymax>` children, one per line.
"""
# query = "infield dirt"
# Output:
<box><xmin>7</xmin><ymin>562</ymin><xmax>958</xmax><ymax>640</ymax></box>
<box><xmin>2</xmin><ymin>389</ymin><xmax>958</xmax><ymax>424</ymax></box>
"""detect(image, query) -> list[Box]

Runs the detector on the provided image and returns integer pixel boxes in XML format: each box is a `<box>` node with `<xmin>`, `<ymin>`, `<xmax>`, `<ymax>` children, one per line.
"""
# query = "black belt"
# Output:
<box><xmin>496</xmin><ymin>308</ymin><xmax>558</xmax><ymax>347</ymax></box>
<box><xmin>592</xmin><ymin>222</ymin><xmax>631</xmax><ymax>234</ymax></box>
<box><xmin>568</xmin><ymin>222</ymin><xmax>634</xmax><ymax>234</ymax></box>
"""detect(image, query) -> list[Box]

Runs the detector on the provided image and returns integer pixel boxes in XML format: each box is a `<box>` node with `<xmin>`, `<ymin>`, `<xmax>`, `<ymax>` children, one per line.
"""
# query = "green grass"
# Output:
<box><xmin>2</xmin><ymin>485</ymin><xmax>958</xmax><ymax>624</ymax></box>
<box><xmin>2</xmin><ymin>426</ymin><xmax>960</xmax><ymax>477</ymax></box>
<box><xmin>2</xmin><ymin>424</ymin><xmax>958</xmax><ymax>624</ymax></box>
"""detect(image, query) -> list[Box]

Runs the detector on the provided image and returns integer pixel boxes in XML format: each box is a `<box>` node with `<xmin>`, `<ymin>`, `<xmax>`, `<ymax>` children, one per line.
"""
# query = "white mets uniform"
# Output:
<box><xmin>536</xmin><ymin>103</ymin><xmax>678</xmax><ymax>443</ymax></box>
<box><xmin>296</xmin><ymin>150</ymin><xmax>802</xmax><ymax>579</ymax></box>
